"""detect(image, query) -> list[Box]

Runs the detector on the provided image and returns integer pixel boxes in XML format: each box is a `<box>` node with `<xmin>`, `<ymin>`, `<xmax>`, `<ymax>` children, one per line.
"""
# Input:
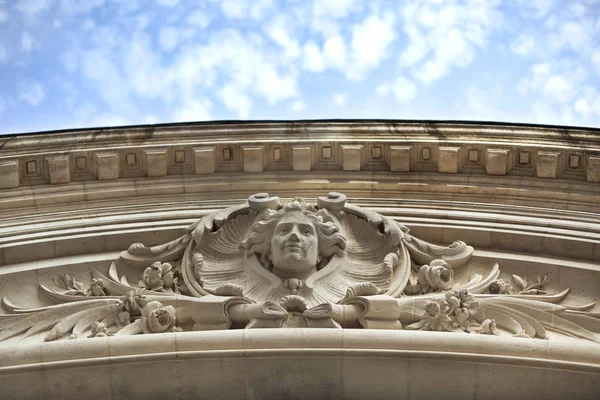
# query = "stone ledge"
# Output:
<box><xmin>0</xmin><ymin>330</ymin><xmax>598</xmax><ymax>399</ymax></box>
<box><xmin>2</xmin><ymin>121</ymin><xmax>600</xmax><ymax>191</ymax></box>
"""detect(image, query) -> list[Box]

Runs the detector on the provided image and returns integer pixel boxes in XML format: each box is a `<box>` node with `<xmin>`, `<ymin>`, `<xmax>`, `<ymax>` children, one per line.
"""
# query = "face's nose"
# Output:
<box><xmin>287</xmin><ymin>226</ymin><xmax>300</xmax><ymax>241</ymax></box>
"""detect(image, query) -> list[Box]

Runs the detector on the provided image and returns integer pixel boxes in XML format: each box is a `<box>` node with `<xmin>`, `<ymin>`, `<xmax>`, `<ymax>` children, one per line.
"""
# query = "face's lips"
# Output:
<box><xmin>283</xmin><ymin>243</ymin><xmax>303</xmax><ymax>250</ymax></box>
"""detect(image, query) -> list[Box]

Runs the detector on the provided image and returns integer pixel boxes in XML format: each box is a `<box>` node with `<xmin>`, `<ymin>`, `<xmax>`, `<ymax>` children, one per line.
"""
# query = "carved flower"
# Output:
<box><xmin>141</xmin><ymin>301</ymin><xmax>181</xmax><ymax>334</ymax></box>
<box><xmin>117</xmin><ymin>310</ymin><xmax>131</xmax><ymax>328</ymax></box>
<box><xmin>88</xmin><ymin>278</ymin><xmax>107</xmax><ymax>296</ymax></box>
<box><xmin>139</xmin><ymin>262</ymin><xmax>175</xmax><ymax>291</ymax></box>
<box><xmin>90</xmin><ymin>321</ymin><xmax>108</xmax><ymax>338</ymax></box>
<box><xmin>407</xmin><ymin>299</ymin><xmax>452</xmax><ymax>331</ymax></box>
<box><xmin>122</xmin><ymin>290</ymin><xmax>146</xmax><ymax>316</ymax></box>
<box><xmin>489</xmin><ymin>279</ymin><xmax>514</xmax><ymax>295</ymax></box>
<box><xmin>418</xmin><ymin>259</ymin><xmax>454</xmax><ymax>293</ymax></box>
<box><xmin>478</xmin><ymin>319</ymin><xmax>498</xmax><ymax>335</ymax></box>
<box><xmin>445</xmin><ymin>289</ymin><xmax>480</xmax><ymax>330</ymax></box>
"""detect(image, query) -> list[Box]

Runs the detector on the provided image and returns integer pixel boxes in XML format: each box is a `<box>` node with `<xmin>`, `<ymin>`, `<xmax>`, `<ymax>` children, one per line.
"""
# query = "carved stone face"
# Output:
<box><xmin>270</xmin><ymin>212</ymin><xmax>319</xmax><ymax>279</ymax></box>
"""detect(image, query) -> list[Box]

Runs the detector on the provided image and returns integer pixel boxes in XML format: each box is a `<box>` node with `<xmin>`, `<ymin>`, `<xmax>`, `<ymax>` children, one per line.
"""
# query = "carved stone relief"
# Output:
<box><xmin>1</xmin><ymin>192</ymin><xmax>599</xmax><ymax>343</ymax></box>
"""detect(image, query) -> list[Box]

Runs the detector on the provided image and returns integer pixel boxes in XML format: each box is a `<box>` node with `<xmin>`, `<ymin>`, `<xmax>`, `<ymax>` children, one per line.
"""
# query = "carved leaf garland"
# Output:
<box><xmin>0</xmin><ymin>193</ymin><xmax>599</xmax><ymax>344</ymax></box>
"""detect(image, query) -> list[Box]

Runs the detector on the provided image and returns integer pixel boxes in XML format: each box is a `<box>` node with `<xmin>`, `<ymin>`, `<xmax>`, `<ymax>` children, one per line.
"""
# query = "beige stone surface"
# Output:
<box><xmin>438</xmin><ymin>146</ymin><xmax>459</xmax><ymax>173</ymax></box>
<box><xmin>389</xmin><ymin>146</ymin><xmax>410</xmax><ymax>172</ymax></box>
<box><xmin>2</xmin><ymin>120</ymin><xmax>600</xmax><ymax>399</ymax></box>
<box><xmin>95</xmin><ymin>152</ymin><xmax>119</xmax><ymax>180</ymax></box>
<box><xmin>46</xmin><ymin>155</ymin><xmax>70</xmax><ymax>184</ymax></box>
<box><xmin>193</xmin><ymin>147</ymin><xmax>215</xmax><ymax>174</ymax></box>
<box><xmin>486</xmin><ymin>149</ymin><xmax>509</xmax><ymax>176</ymax></box>
<box><xmin>243</xmin><ymin>146</ymin><xmax>264</xmax><ymax>172</ymax></box>
<box><xmin>537</xmin><ymin>151</ymin><xmax>560</xmax><ymax>178</ymax></box>
<box><xmin>292</xmin><ymin>146</ymin><xmax>311</xmax><ymax>171</ymax></box>
<box><xmin>0</xmin><ymin>160</ymin><xmax>19</xmax><ymax>189</ymax></box>
<box><xmin>144</xmin><ymin>149</ymin><xmax>167</xmax><ymax>177</ymax></box>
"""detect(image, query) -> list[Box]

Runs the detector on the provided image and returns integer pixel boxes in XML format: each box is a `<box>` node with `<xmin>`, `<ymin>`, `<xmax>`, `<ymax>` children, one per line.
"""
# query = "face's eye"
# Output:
<box><xmin>276</xmin><ymin>226</ymin><xmax>290</xmax><ymax>234</ymax></box>
<box><xmin>302</xmin><ymin>228</ymin><xmax>313</xmax><ymax>235</ymax></box>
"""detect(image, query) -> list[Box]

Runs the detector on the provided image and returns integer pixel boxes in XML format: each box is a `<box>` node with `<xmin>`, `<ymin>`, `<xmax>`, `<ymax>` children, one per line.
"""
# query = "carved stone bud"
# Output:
<box><xmin>141</xmin><ymin>301</ymin><xmax>178</xmax><ymax>334</ymax></box>
<box><xmin>489</xmin><ymin>279</ymin><xmax>513</xmax><ymax>295</ymax></box>
<box><xmin>479</xmin><ymin>319</ymin><xmax>498</xmax><ymax>335</ymax></box>
<box><xmin>418</xmin><ymin>259</ymin><xmax>454</xmax><ymax>293</ymax></box>
<box><xmin>139</xmin><ymin>262</ymin><xmax>173</xmax><ymax>291</ymax></box>
<box><xmin>90</xmin><ymin>321</ymin><xmax>108</xmax><ymax>338</ymax></box>
<box><xmin>89</xmin><ymin>278</ymin><xmax>106</xmax><ymax>296</ymax></box>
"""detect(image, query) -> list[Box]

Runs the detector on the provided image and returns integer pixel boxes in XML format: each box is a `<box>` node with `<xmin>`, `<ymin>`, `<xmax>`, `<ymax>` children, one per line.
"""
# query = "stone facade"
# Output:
<box><xmin>1</xmin><ymin>120</ymin><xmax>600</xmax><ymax>399</ymax></box>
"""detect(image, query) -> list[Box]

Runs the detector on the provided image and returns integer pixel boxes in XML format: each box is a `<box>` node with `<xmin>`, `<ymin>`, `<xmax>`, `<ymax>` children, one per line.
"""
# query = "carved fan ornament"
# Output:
<box><xmin>1</xmin><ymin>192</ymin><xmax>600</xmax><ymax>342</ymax></box>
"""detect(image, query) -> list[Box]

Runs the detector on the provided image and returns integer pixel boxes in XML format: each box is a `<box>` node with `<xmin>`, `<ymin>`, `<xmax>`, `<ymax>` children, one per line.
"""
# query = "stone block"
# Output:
<box><xmin>95</xmin><ymin>152</ymin><xmax>119</xmax><ymax>180</ymax></box>
<box><xmin>292</xmin><ymin>146</ymin><xmax>311</xmax><ymax>171</ymax></box>
<box><xmin>46</xmin><ymin>155</ymin><xmax>70</xmax><ymax>184</ymax></box>
<box><xmin>243</xmin><ymin>147</ymin><xmax>264</xmax><ymax>173</ymax></box>
<box><xmin>537</xmin><ymin>151</ymin><xmax>560</xmax><ymax>179</ymax></box>
<box><xmin>486</xmin><ymin>149</ymin><xmax>509</xmax><ymax>176</ymax></box>
<box><xmin>342</xmin><ymin>145</ymin><xmax>362</xmax><ymax>171</ymax></box>
<box><xmin>438</xmin><ymin>147</ymin><xmax>460</xmax><ymax>173</ymax></box>
<box><xmin>0</xmin><ymin>160</ymin><xmax>19</xmax><ymax>189</ymax></box>
<box><xmin>587</xmin><ymin>156</ymin><xmax>600</xmax><ymax>183</ymax></box>
<box><xmin>389</xmin><ymin>146</ymin><xmax>410</xmax><ymax>172</ymax></box>
<box><xmin>193</xmin><ymin>147</ymin><xmax>215</xmax><ymax>174</ymax></box>
<box><xmin>144</xmin><ymin>149</ymin><xmax>167</xmax><ymax>177</ymax></box>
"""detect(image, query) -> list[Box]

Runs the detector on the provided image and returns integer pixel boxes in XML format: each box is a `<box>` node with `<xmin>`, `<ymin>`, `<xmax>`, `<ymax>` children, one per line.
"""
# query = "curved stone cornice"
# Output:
<box><xmin>1</xmin><ymin>330</ymin><xmax>599</xmax><ymax>399</ymax></box>
<box><xmin>1</xmin><ymin>121</ymin><xmax>600</xmax><ymax>192</ymax></box>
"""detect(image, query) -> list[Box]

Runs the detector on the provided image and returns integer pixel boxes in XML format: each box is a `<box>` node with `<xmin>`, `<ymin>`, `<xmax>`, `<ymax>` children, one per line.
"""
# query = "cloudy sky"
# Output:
<box><xmin>0</xmin><ymin>0</ymin><xmax>599</xmax><ymax>135</ymax></box>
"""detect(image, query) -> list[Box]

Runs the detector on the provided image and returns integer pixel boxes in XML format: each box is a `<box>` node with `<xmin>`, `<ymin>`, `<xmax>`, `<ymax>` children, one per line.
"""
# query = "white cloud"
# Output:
<box><xmin>219</xmin><ymin>84</ymin><xmax>252</xmax><ymax>119</ymax></box>
<box><xmin>21</xmin><ymin>32</ymin><xmax>34</xmax><ymax>52</ymax></box>
<box><xmin>574</xmin><ymin>88</ymin><xmax>600</xmax><ymax>119</ymax></box>
<box><xmin>376</xmin><ymin>76</ymin><xmax>417</xmax><ymax>104</ymax></box>
<box><xmin>517</xmin><ymin>62</ymin><xmax>586</xmax><ymax>103</ymax></box>
<box><xmin>220</xmin><ymin>0</ymin><xmax>249</xmax><ymax>19</ymax></box>
<box><xmin>399</xmin><ymin>25</ymin><xmax>428</xmax><ymax>66</ymax></box>
<box><xmin>392</xmin><ymin>76</ymin><xmax>416</xmax><ymax>104</ymax></box>
<box><xmin>255</xmin><ymin>66</ymin><xmax>298</xmax><ymax>105</ymax></box>
<box><xmin>186</xmin><ymin>10</ymin><xmax>212</xmax><ymax>28</ymax></box>
<box><xmin>347</xmin><ymin>12</ymin><xmax>396</xmax><ymax>80</ymax></box>
<box><xmin>314</xmin><ymin>0</ymin><xmax>362</xmax><ymax>19</ymax></box>
<box><xmin>249</xmin><ymin>0</ymin><xmax>274</xmax><ymax>20</ymax></box>
<box><xmin>0</xmin><ymin>9</ymin><xmax>8</xmax><ymax>23</ymax></box>
<box><xmin>158</xmin><ymin>26</ymin><xmax>179</xmax><ymax>52</ymax></box>
<box><xmin>292</xmin><ymin>100</ymin><xmax>306</xmax><ymax>112</ymax></box>
<box><xmin>264</xmin><ymin>14</ymin><xmax>301</xmax><ymax>60</ymax></box>
<box><xmin>156</xmin><ymin>0</ymin><xmax>179</xmax><ymax>7</ymax></box>
<box><xmin>15</xmin><ymin>0</ymin><xmax>54</xmax><ymax>18</ymax></box>
<box><xmin>375</xmin><ymin>83</ymin><xmax>389</xmax><ymax>97</ymax></box>
<box><xmin>510</xmin><ymin>34</ymin><xmax>535</xmax><ymax>55</ymax></box>
<box><xmin>592</xmin><ymin>50</ymin><xmax>600</xmax><ymax>76</ymax></box>
<box><xmin>81</xmin><ymin>49</ymin><xmax>134</xmax><ymax>113</ymax></box>
<box><xmin>332</xmin><ymin>93</ymin><xmax>346</xmax><ymax>107</ymax></box>
<box><xmin>19</xmin><ymin>80</ymin><xmax>45</xmax><ymax>106</ymax></box>
<box><xmin>323</xmin><ymin>35</ymin><xmax>347</xmax><ymax>68</ymax></box>
<box><xmin>173</xmin><ymin>98</ymin><xmax>212</xmax><ymax>122</ymax></box>
<box><xmin>543</xmin><ymin>75</ymin><xmax>576</xmax><ymax>103</ymax></box>
<box><xmin>400</xmin><ymin>0</ymin><xmax>501</xmax><ymax>84</ymax></box>
<box><xmin>302</xmin><ymin>41</ymin><xmax>326</xmax><ymax>72</ymax></box>
<box><xmin>517</xmin><ymin>63</ymin><xmax>551</xmax><ymax>95</ymax></box>
<box><xmin>518</xmin><ymin>0</ymin><xmax>555</xmax><ymax>19</ymax></box>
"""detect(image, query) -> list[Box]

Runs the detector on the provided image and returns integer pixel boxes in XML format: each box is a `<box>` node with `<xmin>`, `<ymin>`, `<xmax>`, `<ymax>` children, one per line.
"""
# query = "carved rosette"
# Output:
<box><xmin>1</xmin><ymin>192</ymin><xmax>599</xmax><ymax>344</ymax></box>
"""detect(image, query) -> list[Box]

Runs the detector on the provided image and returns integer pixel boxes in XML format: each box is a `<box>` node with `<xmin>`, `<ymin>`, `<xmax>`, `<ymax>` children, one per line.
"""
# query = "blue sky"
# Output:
<box><xmin>0</xmin><ymin>0</ymin><xmax>600</xmax><ymax>135</ymax></box>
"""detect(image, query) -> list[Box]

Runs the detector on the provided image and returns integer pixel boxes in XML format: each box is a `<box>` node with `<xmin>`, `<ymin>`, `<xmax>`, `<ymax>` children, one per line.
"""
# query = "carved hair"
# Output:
<box><xmin>244</xmin><ymin>198</ymin><xmax>347</xmax><ymax>270</ymax></box>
